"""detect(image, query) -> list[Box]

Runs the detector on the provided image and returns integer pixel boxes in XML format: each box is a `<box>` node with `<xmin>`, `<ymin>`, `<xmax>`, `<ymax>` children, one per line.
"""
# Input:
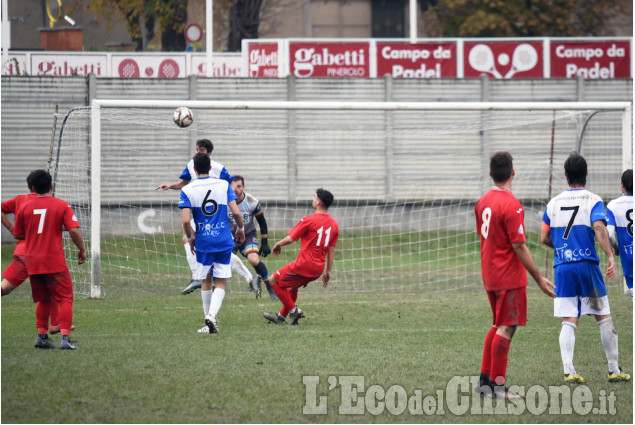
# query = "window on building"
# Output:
<box><xmin>371</xmin><ymin>0</ymin><xmax>406</xmax><ymax>37</ymax></box>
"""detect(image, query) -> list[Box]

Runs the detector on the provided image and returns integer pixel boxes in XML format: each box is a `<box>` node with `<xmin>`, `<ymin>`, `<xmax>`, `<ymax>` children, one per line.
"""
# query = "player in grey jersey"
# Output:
<box><xmin>228</xmin><ymin>176</ymin><xmax>278</xmax><ymax>300</ymax></box>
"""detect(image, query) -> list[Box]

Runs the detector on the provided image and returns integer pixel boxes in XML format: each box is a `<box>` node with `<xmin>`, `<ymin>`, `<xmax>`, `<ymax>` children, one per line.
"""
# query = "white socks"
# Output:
<box><xmin>559</xmin><ymin>321</ymin><xmax>577</xmax><ymax>375</ymax></box>
<box><xmin>201</xmin><ymin>289</ymin><xmax>213</xmax><ymax>318</ymax></box>
<box><xmin>208</xmin><ymin>288</ymin><xmax>226</xmax><ymax>319</ymax></box>
<box><xmin>230</xmin><ymin>253</ymin><xmax>252</xmax><ymax>283</ymax></box>
<box><xmin>184</xmin><ymin>243</ymin><xmax>197</xmax><ymax>279</ymax></box>
<box><xmin>598</xmin><ymin>317</ymin><xmax>620</xmax><ymax>374</ymax></box>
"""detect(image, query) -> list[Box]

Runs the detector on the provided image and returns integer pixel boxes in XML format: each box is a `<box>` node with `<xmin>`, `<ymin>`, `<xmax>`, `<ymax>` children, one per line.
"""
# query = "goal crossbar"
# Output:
<box><xmin>88</xmin><ymin>100</ymin><xmax>633</xmax><ymax>298</ymax></box>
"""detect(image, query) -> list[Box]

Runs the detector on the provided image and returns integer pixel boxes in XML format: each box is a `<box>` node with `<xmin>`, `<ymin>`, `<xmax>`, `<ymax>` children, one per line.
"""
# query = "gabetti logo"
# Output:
<box><xmin>293</xmin><ymin>48</ymin><xmax>366</xmax><ymax>78</ymax></box>
<box><xmin>249</xmin><ymin>49</ymin><xmax>278</xmax><ymax>67</ymax></box>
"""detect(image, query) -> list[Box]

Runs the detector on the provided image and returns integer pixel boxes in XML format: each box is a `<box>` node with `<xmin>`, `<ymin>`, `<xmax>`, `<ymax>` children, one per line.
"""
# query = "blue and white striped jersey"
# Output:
<box><xmin>543</xmin><ymin>189</ymin><xmax>606</xmax><ymax>267</ymax></box>
<box><xmin>180</xmin><ymin>158</ymin><xmax>234</xmax><ymax>183</ymax></box>
<box><xmin>606</xmin><ymin>194</ymin><xmax>633</xmax><ymax>278</ymax></box>
<box><xmin>179</xmin><ymin>177</ymin><xmax>237</xmax><ymax>253</ymax></box>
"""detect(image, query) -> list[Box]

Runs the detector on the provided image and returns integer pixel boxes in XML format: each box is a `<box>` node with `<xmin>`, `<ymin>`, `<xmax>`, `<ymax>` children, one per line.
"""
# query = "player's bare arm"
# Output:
<box><xmin>512</xmin><ymin>242</ymin><xmax>556</xmax><ymax>298</ymax></box>
<box><xmin>1</xmin><ymin>211</ymin><xmax>13</xmax><ymax>234</ymax></box>
<box><xmin>181</xmin><ymin>207</ymin><xmax>196</xmax><ymax>254</ymax></box>
<box><xmin>229</xmin><ymin>200</ymin><xmax>245</xmax><ymax>244</ymax></box>
<box><xmin>593</xmin><ymin>219</ymin><xmax>616</xmax><ymax>279</ymax></box>
<box><xmin>540</xmin><ymin>226</ymin><xmax>553</xmax><ymax>248</ymax></box>
<box><xmin>69</xmin><ymin>227</ymin><xmax>88</xmax><ymax>265</ymax></box>
<box><xmin>272</xmin><ymin>235</ymin><xmax>296</xmax><ymax>256</ymax></box>
<box><xmin>322</xmin><ymin>246</ymin><xmax>336</xmax><ymax>287</ymax></box>
<box><xmin>156</xmin><ymin>180</ymin><xmax>187</xmax><ymax>191</ymax></box>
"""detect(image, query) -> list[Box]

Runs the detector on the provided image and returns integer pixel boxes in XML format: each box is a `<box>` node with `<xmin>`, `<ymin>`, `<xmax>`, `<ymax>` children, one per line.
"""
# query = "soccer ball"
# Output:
<box><xmin>173</xmin><ymin>107</ymin><xmax>193</xmax><ymax>128</ymax></box>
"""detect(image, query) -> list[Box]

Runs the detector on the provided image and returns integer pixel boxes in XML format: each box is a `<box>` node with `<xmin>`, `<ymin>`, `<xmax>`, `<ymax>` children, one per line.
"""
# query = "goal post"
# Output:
<box><xmin>58</xmin><ymin>100</ymin><xmax>634</xmax><ymax>298</ymax></box>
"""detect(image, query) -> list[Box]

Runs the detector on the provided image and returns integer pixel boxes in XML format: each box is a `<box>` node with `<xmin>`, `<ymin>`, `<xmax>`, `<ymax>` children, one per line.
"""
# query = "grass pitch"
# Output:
<box><xmin>1</xmin><ymin>274</ymin><xmax>632</xmax><ymax>423</ymax></box>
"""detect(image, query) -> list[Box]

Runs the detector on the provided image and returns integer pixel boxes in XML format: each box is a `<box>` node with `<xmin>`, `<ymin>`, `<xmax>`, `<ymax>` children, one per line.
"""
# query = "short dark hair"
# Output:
<box><xmin>233</xmin><ymin>175</ymin><xmax>245</xmax><ymax>185</ymax></box>
<box><xmin>193</xmin><ymin>152</ymin><xmax>210</xmax><ymax>175</ymax></box>
<box><xmin>316</xmin><ymin>188</ymin><xmax>334</xmax><ymax>209</ymax></box>
<box><xmin>196</xmin><ymin>139</ymin><xmax>213</xmax><ymax>154</ymax></box>
<box><xmin>489</xmin><ymin>152</ymin><xmax>514</xmax><ymax>183</ymax></box>
<box><xmin>27</xmin><ymin>170</ymin><xmax>52</xmax><ymax>194</ymax></box>
<box><xmin>622</xmin><ymin>169</ymin><xmax>633</xmax><ymax>194</ymax></box>
<box><xmin>564</xmin><ymin>152</ymin><xmax>587</xmax><ymax>187</ymax></box>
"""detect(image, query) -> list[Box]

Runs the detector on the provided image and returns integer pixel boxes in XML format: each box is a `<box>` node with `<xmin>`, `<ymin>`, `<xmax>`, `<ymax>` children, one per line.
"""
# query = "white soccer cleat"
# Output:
<box><xmin>204</xmin><ymin>314</ymin><xmax>219</xmax><ymax>334</ymax></box>
<box><xmin>197</xmin><ymin>325</ymin><xmax>210</xmax><ymax>333</ymax></box>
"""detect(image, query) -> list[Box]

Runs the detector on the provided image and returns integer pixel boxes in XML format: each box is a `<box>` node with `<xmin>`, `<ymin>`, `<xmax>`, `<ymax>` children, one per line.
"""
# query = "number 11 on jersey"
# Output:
<box><xmin>316</xmin><ymin>226</ymin><xmax>331</xmax><ymax>246</ymax></box>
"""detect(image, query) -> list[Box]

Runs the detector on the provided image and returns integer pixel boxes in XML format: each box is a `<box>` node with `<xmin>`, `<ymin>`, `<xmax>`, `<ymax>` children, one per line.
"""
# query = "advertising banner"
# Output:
<box><xmin>112</xmin><ymin>55</ymin><xmax>186</xmax><ymax>78</ymax></box>
<box><xmin>463</xmin><ymin>41</ymin><xmax>544</xmax><ymax>78</ymax></box>
<box><xmin>376</xmin><ymin>42</ymin><xmax>457</xmax><ymax>78</ymax></box>
<box><xmin>289</xmin><ymin>42</ymin><xmax>370</xmax><ymax>78</ymax></box>
<box><xmin>550</xmin><ymin>40</ymin><xmax>631</xmax><ymax>78</ymax></box>
<box><xmin>247</xmin><ymin>43</ymin><xmax>279</xmax><ymax>77</ymax></box>
<box><xmin>191</xmin><ymin>54</ymin><xmax>242</xmax><ymax>77</ymax></box>
<box><xmin>31</xmin><ymin>54</ymin><xmax>107</xmax><ymax>77</ymax></box>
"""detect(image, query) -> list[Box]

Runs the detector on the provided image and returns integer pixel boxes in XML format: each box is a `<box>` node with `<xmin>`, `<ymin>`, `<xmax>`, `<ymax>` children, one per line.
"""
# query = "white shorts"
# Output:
<box><xmin>195</xmin><ymin>250</ymin><xmax>232</xmax><ymax>280</ymax></box>
<box><xmin>554</xmin><ymin>295</ymin><xmax>611</xmax><ymax>318</ymax></box>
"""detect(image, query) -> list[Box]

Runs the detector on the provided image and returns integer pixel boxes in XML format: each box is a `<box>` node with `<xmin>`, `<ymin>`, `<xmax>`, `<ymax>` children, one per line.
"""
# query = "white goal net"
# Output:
<box><xmin>49</xmin><ymin>101</ymin><xmax>632</xmax><ymax>298</ymax></box>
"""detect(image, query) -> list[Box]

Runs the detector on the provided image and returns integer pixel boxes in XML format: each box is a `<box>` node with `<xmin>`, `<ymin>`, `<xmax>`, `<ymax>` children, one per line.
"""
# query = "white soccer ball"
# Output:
<box><xmin>173</xmin><ymin>107</ymin><xmax>193</xmax><ymax>128</ymax></box>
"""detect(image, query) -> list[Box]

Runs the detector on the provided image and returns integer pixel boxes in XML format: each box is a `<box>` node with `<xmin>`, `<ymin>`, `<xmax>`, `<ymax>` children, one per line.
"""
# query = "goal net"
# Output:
<box><xmin>49</xmin><ymin>101</ymin><xmax>632</xmax><ymax>298</ymax></box>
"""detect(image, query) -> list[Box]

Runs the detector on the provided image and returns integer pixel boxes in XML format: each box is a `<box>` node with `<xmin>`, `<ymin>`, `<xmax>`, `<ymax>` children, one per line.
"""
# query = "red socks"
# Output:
<box><xmin>36</xmin><ymin>299</ymin><xmax>52</xmax><ymax>334</ymax></box>
<box><xmin>273</xmin><ymin>283</ymin><xmax>296</xmax><ymax>316</ymax></box>
<box><xmin>480</xmin><ymin>326</ymin><xmax>497</xmax><ymax>376</ymax></box>
<box><xmin>49</xmin><ymin>301</ymin><xmax>60</xmax><ymax>327</ymax></box>
<box><xmin>58</xmin><ymin>302</ymin><xmax>73</xmax><ymax>336</ymax></box>
<box><xmin>490</xmin><ymin>334</ymin><xmax>511</xmax><ymax>385</ymax></box>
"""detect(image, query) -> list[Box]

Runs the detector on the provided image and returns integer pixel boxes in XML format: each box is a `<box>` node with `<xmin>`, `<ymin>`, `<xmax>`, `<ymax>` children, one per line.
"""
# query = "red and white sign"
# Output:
<box><xmin>113</xmin><ymin>55</ymin><xmax>185</xmax><ymax>78</ymax></box>
<box><xmin>550</xmin><ymin>41</ymin><xmax>631</xmax><ymax>79</ymax></box>
<box><xmin>247</xmin><ymin>43</ymin><xmax>279</xmax><ymax>77</ymax></box>
<box><xmin>464</xmin><ymin>41</ymin><xmax>543</xmax><ymax>78</ymax></box>
<box><xmin>185</xmin><ymin>24</ymin><xmax>203</xmax><ymax>44</ymax></box>
<box><xmin>3</xmin><ymin>53</ymin><xmax>28</xmax><ymax>75</ymax></box>
<box><xmin>31</xmin><ymin>54</ymin><xmax>106</xmax><ymax>77</ymax></box>
<box><xmin>289</xmin><ymin>42</ymin><xmax>370</xmax><ymax>78</ymax></box>
<box><xmin>192</xmin><ymin>54</ymin><xmax>242</xmax><ymax>77</ymax></box>
<box><xmin>377</xmin><ymin>42</ymin><xmax>456</xmax><ymax>78</ymax></box>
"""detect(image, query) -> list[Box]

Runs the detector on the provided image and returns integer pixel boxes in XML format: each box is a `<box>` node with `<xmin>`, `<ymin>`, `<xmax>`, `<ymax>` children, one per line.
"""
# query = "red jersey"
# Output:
<box><xmin>475</xmin><ymin>187</ymin><xmax>528</xmax><ymax>291</ymax></box>
<box><xmin>288</xmin><ymin>212</ymin><xmax>339</xmax><ymax>278</ymax></box>
<box><xmin>1</xmin><ymin>193</ymin><xmax>37</xmax><ymax>256</ymax></box>
<box><xmin>13</xmin><ymin>195</ymin><xmax>80</xmax><ymax>275</ymax></box>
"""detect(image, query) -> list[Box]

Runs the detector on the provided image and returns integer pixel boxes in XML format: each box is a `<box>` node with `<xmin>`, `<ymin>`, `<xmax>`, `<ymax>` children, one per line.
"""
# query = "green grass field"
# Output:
<box><xmin>1</xmin><ymin>243</ymin><xmax>632</xmax><ymax>423</ymax></box>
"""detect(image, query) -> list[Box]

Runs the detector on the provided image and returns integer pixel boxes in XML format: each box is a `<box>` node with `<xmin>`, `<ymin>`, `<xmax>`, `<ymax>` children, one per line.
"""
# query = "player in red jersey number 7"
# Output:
<box><xmin>474</xmin><ymin>152</ymin><xmax>555</xmax><ymax>399</ymax></box>
<box><xmin>263</xmin><ymin>189</ymin><xmax>339</xmax><ymax>325</ymax></box>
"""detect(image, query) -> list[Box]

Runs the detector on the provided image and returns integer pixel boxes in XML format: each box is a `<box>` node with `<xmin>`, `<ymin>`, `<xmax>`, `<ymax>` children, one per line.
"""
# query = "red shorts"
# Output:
<box><xmin>2</xmin><ymin>255</ymin><xmax>28</xmax><ymax>287</ymax></box>
<box><xmin>487</xmin><ymin>286</ymin><xmax>527</xmax><ymax>327</ymax></box>
<box><xmin>29</xmin><ymin>271</ymin><xmax>74</xmax><ymax>304</ymax></box>
<box><xmin>274</xmin><ymin>263</ymin><xmax>320</xmax><ymax>289</ymax></box>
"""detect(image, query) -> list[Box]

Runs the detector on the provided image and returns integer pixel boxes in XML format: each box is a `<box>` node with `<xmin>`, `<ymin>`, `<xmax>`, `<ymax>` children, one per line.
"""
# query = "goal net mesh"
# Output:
<box><xmin>49</xmin><ymin>105</ymin><xmax>628</xmax><ymax>297</ymax></box>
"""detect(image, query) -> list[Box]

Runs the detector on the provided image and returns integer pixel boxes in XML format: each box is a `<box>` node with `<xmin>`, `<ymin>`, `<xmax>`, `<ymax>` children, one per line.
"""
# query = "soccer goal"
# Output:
<box><xmin>49</xmin><ymin>100</ymin><xmax>632</xmax><ymax>298</ymax></box>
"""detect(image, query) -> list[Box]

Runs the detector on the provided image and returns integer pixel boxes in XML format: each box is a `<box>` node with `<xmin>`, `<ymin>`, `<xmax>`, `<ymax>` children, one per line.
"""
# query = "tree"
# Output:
<box><xmin>423</xmin><ymin>0</ymin><xmax>629</xmax><ymax>37</ymax></box>
<box><xmin>86</xmin><ymin>0</ymin><xmax>187</xmax><ymax>51</ymax></box>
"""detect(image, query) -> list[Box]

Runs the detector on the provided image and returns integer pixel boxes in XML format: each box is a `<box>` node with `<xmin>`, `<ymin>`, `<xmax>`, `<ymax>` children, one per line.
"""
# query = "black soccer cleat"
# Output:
<box><xmin>35</xmin><ymin>334</ymin><xmax>57</xmax><ymax>349</ymax></box>
<box><xmin>60</xmin><ymin>336</ymin><xmax>78</xmax><ymax>350</ymax></box>
<box><xmin>289</xmin><ymin>308</ymin><xmax>305</xmax><ymax>326</ymax></box>
<box><xmin>263</xmin><ymin>312</ymin><xmax>285</xmax><ymax>324</ymax></box>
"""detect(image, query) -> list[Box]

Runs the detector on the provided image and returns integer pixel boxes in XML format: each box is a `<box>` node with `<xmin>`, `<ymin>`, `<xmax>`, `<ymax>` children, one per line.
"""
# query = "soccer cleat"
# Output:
<box><xmin>263</xmin><ymin>312</ymin><xmax>285</xmax><ymax>324</ymax></box>
<box><xmin>249</xmin><ymin>275</ymin><xmax>262</xmax><ymax>300</ymax></box>
<box><xmin>34</xmin><ymin>334</ymin><xmax>57</xmax><ymax>349</ymax></box>
<box><xmin>564</xmin><ymin>373</ymin><xmax>586</xmax><ymax>384</ymax></box>
<box><xmin>49</xmin><ymin>324</ymin><xmax>76</xmax><ymax>335</ymax></box>
<box><xmin>264</xmin><ymin>282</ymin><xmax>279</xmax><ymax>301</ymax></box>
<box><xmin>181</xmin><ymin>280</ymin><xmax>202</xmax><ymax>295</ymax></box>
<box><xmin>198</xmin><ymin>325</ymin><xmax>210</xmax><ymax>333</ymax></box>
<box><xmin>289</xmin><ymin>308</ymin><xmax>305</xmax><ymax>326</ymax></box>
<box><xmin>59</xmin><ymin>336</ymin><xmax>78</xmax><ymax>350</ymax></box>
<box><xmin>473</xmin><ymin>374</ymin><xmax>493</xmax><ymax>396</ymax></box>
<box><xmin>204</xmin><ymin>314</ymin><xmax>219</xmax><ymax>334</ymax></box>
<box><xmin>608</xmin><ymin>369</ymin><xmax>631</xmax><ymax>382</ymax></box>
<box><xmin>490</xmin><ymin>385</ymin><xmax>525</xmax><ymax>399</ymax></box>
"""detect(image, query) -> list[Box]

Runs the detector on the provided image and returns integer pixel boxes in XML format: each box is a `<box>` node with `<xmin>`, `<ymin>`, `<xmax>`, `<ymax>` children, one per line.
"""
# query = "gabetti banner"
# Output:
<box><xmin>3</xmin><ymin>52</ymin><xmax>242</xmax><ymax>77</ymax></box>
<box><xmin>243</xmin><ymin>37</ymin><xmax>631</xmax><ymax>79</ymax></box>
<box><xmin>246</xmin><ymin>42</ymin><xmax>279</xmax><ymax>77</ymax></box>
<box><xmin>376</xmin><ymin>42</ymin><xmax>456</xmax><ymax>78</ymax></box>
<box><xmin>550</xmin><ymin>40</ymin><xmax>631</xmax><ymax>78</ymax></box>
<box><xmin>289</xmin><ymin>42</ymin><xmax>371</xmax><ymax>78</ymax></box>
